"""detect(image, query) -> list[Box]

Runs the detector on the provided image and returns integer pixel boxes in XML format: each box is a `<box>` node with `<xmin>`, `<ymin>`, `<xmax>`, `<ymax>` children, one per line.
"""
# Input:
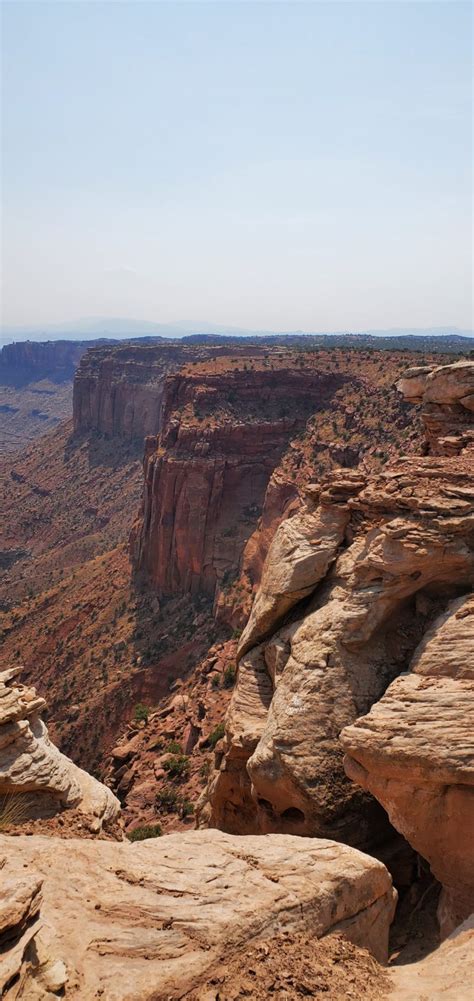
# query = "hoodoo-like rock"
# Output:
<box><xmin>341</xmin><ymin>592</ymin><xmax>474</xmax><ymax>937</ymax></box>
<box><xmin>0</xmin><ymin>829</ymin><xmax>396</xmax><ymax>998</ymax></box>
<box><xmin>0</xmin><ymin>666</ymin><xmax>119</xmax><ymax>830</ymax></box>
<box><xmin>204</xmin><ymin>361</ymin><xmax>474</xmax><ymax>866</ymax></box>
<box><xmin>132</xmin><ymin>362</ymin><xmax>351</xmax><ymax>600</ymax></box>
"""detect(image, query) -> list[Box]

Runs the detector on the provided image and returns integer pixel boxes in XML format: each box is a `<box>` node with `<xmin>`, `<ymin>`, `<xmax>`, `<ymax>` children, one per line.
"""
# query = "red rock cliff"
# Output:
<box><xmin>131</xmin><ymin>364</ymin><xmax>351</xmax><ymax>600</ymax></box>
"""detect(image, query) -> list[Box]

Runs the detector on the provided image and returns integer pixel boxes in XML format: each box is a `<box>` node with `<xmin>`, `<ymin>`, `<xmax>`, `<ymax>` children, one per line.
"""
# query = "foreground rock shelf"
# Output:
<box><xmin>1</xmin><ymin>829</ymin><xmax>396</xmax><ymax>999</ymax></box>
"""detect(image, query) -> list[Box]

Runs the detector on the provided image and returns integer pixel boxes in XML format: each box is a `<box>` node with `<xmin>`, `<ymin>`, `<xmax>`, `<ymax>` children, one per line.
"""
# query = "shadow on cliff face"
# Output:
<box><xmin>64</xmin><ymin>430</ymin><xmax>144</xmax><ymax>469</ymax></box>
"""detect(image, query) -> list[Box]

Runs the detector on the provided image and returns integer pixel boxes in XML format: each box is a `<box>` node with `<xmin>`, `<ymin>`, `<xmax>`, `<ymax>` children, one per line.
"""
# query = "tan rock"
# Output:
<box><xmin>237</xmin><ymin>490</ymin><xmax>351</xmax><ymax>659</ymax></box>
<box><xmin>0</xmin><ymin>667</ymin><xmax>119</xmax><ymax>829</ymax></box>
<box><xmin>389</xmin><ymin>915</ymin><xmax>474</xmax><ymax>1001</ymax></box>
<box><xmin>0</xmin><ymin>829</ymin><xmax>396</xmax><ymax>999</ymax></box>
<box><xmin>342</xmin><ymin>595</ymin><xmax>474</xmax><ymax>936</ymax></box>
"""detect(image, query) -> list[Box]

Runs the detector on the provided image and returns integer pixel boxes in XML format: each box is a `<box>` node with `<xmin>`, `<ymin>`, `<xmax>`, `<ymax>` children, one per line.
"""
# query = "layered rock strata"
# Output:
<box><xmin>0</xmin><ymin>666</ymin><xmax>119</xmax><ymax>830</ymax></box>
<box><xmin>0</xmin><ymin>830</ymin><xmax>396</xmax><ymax>998</ymax></box>
<box><xmin>132</xmin><ymin>366</ymin><xmax>350</xmax><ymax>600</ymax></box>
<box><xmin>72</xmin><ymin>342</ymin><xmax>269</xmax><ymax>440</ymax></box>
<box><xmin>204</xmin><ymin>362</ymin><xmax>474</xmax><ymax>864</ymax></box>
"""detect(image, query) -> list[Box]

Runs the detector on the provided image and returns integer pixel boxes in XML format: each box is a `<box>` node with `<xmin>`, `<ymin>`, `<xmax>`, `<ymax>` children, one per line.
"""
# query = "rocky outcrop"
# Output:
<box><xmin>397</xmin><ymin>360</ymin><xmax>474</xmax><ymax>454</ymax></box>
<box><xmin>204</xmin><ymin>361</ymin><xmax>474</xmax><ymax>867</ymax></box>
<box><xmin>132</xmin><ymin>366</ymin><xmax>350</xmax><ymax>600</ymax></box>
<box><xmin>0</xmin><ymin>666</ymin><xmax>119</xmax><ymax>831</ymax></box>
<box><xmin>0</xmin><ymin>829</ymin><xmax>396</xmax><ymax>998</ymax></box>
<box><xmin>341</xmin><ymin>593</ymin><xmax>474</xmax><ymax>937</ymax></box>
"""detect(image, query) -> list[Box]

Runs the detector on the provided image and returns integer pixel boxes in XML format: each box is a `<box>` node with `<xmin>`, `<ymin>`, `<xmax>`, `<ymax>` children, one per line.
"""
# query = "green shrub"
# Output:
<box><xmin>134</xmin><ymin>703</ymin><xmax>149</xmax><ymax>723</ymax></box>
<box><xmin>156</xmin><ymin>786</ymin><xmax>179</xmax><ymax>812</ymax></box>
<box><xmin>211</xmin><ymin>674</ymin><xmax>220</xmax><ymax>689</ymax></box>
<box><xmin>180</xmin><ymin>800</ymin><xmax>194</xmax><ymax>819</ymax></box>
<box><xmin>223</xmin><ymin>665</ymin><xmax>236</xmax><ymax>688</ymax></box>
<box><xmin>208</xmin><ymin>722</ymin><xmax>225</xmax><ymax>749</ymax></box>
<box><xmin>127</xmin><ymin>823</ymin><xmax>162</xmax><ymax>842</ymax></box>
<box><xmin>200</xmin><ymin>761</ymin><xmax>211</xmax><ymax>782</ymax></box>
<box><xmin>166</xmin><ymin>740</ymin><xmax>182</xmax><ymax>754</ymax></box>
<box><xmin>163</xmin><ymin>754</ymin><xmax>190</xmax><ymax>781</ymax></box>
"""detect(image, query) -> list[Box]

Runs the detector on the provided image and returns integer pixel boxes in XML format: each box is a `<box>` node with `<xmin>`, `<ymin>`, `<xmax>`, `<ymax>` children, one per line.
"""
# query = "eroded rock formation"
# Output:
<box><xmin>341</xmin><ymin>593</ymin><xmax>474</xmax><ymax>937</ymax></box>
<box><xmin>203</xmin><ymin>363</ymin><xmax>474</xmax><ymax>878</ymax></box>
<box><xmin>0</xmin><ymin>829</ymin><xmax>396</xmax><ymax>998</ymax></box>
<box><xmin>0</xmin><ymin>666</ymin><xmax>119</xmax><ymax>831</ymax></box>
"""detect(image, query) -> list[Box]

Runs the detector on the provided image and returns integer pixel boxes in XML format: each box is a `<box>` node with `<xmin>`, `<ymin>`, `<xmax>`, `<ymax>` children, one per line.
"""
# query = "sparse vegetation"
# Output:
<box><xmin>127</xmin><ymin>823</ymin><xmax>162</xmax><ymax>841</ymax></box>
<box><xmin>134</xmin><ymin>703</ymin><xmax>149</xmax><ymax>723</ymax></box>
<box><xmin>209</xmin><ymin>722</ymin><xmax>225</xmax><ymax>749</ymax></box>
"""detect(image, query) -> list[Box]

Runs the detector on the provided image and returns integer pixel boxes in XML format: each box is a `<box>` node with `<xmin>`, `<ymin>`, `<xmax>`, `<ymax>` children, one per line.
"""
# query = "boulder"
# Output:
<box><xmin>0</xmin><ymin>829</ymin><xmax>396</xmax><ymax>999</ymax></box>
<box><xmin>0</xmin><ymin>666</ymin><xmax>119</xmax><ymax>830</ymax></box>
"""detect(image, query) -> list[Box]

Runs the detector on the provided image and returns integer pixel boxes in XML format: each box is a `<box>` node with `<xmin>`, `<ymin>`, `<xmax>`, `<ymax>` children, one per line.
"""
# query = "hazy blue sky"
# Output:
<box><xmin>2</xmin><ymin>1</ymin><xmax>472</xmax><ymax>332</ymax></box>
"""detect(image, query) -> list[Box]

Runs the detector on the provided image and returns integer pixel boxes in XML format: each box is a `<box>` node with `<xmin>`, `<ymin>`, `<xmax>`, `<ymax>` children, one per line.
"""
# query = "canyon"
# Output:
<box><xmin>0</xmin><ymin>341</ymin><xmax>473</xmax><ymax>999</ymax></box>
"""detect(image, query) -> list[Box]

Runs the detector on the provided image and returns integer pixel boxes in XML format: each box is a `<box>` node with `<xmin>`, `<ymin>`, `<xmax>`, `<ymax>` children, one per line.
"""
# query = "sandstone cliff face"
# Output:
<box><xmin>341</xmin><ymin>593</ymin><xmax>474</xmax><ymax>937</ymax></box>
<box><xmin>1</xmin><ymin>829</ymin><xmax>396</xmax><ymax>998</ymax></box>
<box><xmin>203</xmin><ymin>363</ymin><xmax>474</xmax><ymax>875</ymax></box>
<box><xmin>72</xmin><ymin>342</ymin><xmax>269</xmax><ymax>440</ymax></box>
<box><xmin>72</xmin><ymin>344</ymin><xmax>188</xmax><ymax>439</ymax></box>
<box><xmin>0</xmin><ymin>666</ymin><xmax>119</xmax><ymax>831</ymax></box>
<box><xmin>131</xmin><ymin>366</ymin><xmax>350</xmax><ymax>600</ymax></box>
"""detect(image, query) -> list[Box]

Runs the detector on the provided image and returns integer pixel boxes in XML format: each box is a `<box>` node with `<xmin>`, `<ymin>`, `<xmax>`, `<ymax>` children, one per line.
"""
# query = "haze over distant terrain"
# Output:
<box><xmin>2</xmin><ymin>1</ymin><xmax>472</xmax><ymax>334</ymax></box>
<box><xmin>1</xmin><ymin>319</ymin><xmax>473</xmax><ymax>349</ymax></box>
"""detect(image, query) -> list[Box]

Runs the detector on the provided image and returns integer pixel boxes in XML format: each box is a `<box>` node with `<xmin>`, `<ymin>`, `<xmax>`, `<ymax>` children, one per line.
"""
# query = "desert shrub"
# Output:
<box><xmin>134</xmin><ymin>703</ymin><xmax>149</xmax><ymax>723</ymax></box>
<box><xmin>208</xmin><ymin>722</ymin><xmax>225</xmax><ymax>749</ymax></box>
<box><xmin>200</xmin><ymin>760</ymin><xmax>211</xmax><ymax>782</ymax></box>
<box><xmin>166</xmin><ymin>740</ymin><xmax>182</xmax><ymax>754</ymax></box>
<box><xmin>223</xmin><ymin>665</ymin><xmax>236</xmax><ymax>688</ymax></box>
<box><xmin>127</xmin><ymin>823</ymin><xmax>162</xmax><ymax>842</ymax></box>
<box><xmin>156</xmin><ymin>786</ymin><xmax>179</xmax><ymax>812</ymax></box>
<box><xmin>211</xmin><ymin>674</ymin><xmax>220</xmax><ymax>689</ymax></box>
<box><xmin>163</xmin><ymin>754</ymin><xmax>190</xmax><ymax>781</ymax></box>
<box><xmin>180</xmin><ymin>800</ymin><xmax>194</xmax><ymax>819</ymax></box>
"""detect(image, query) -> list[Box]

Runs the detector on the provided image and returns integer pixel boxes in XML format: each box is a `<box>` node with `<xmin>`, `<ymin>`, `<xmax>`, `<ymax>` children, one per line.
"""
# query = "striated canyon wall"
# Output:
<box><xmin>72</xmin><ymin>341</ymin><xmax>270</xmax><ymax>440</ymax></box>
<box><xmin>131</xmin><ymin>364</ymin><xmax>352</xmax><ymax>600</ymax></box>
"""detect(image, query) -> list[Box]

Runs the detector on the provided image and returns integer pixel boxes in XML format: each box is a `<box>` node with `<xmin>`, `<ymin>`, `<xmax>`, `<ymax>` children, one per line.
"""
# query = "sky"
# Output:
<box><xmin>1</xmin><ymin>0</ymin><xmax>472</xmax><ymax>333</ymax></box>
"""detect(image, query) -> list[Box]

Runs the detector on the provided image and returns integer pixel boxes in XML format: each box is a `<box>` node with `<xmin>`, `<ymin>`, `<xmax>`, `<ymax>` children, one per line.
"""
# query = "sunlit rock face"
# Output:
<box><xmin>0</xmin><ymin>666</ymin><xmax>119</xmax><ymax>831</ymax></box>
<box><xmin>342</xmin><ymin>593</ymin><xmax>474</xmax><ymax>938</ymax></box>
<box><xmin>1</xmin><ymin>829</ymin><xmax>396</xmax><ymax>998</ymax></box>
<box><xmin>203</xmin><ymin>362</ymin><xmax>474</xmax><ymax>865</ymax></box>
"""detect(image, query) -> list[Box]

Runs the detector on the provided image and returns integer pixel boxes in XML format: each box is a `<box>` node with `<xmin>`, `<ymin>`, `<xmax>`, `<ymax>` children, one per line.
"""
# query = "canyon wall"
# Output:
<box><xmin>202</xmin><ymin>362</ymin><xmax>474</xmax><ymax>901</ymax></box>
<box><xmin>72</xmin><ymin>342</ymin><xmax>270</xmax><ymax>440</ymax></box>
<box><xmin>131</xmin><ymin>365</ymin><xmax>351</xmax><ymax>600</ymax></box>
<box><xmin>0</xmin><ymin>339</ymin><xmax>111</xmax><ymax>387</ymax></box>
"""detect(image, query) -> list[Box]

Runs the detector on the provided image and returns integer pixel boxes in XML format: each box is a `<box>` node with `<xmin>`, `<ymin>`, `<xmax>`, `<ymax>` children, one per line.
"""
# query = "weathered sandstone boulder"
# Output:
<box><xmin>0</xmin><ymin>666</ymin><xmax>119</xmax><ymax>830</ymax></box>
<box><xmin>341</xmin><ymin>592</ymin><xmax>474</xmax><ymax>937</ymax></box>
<box><xmin>0</xmin><ymin>829</ymin><xmax>396</xmax><ymax>998</ymax></box>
